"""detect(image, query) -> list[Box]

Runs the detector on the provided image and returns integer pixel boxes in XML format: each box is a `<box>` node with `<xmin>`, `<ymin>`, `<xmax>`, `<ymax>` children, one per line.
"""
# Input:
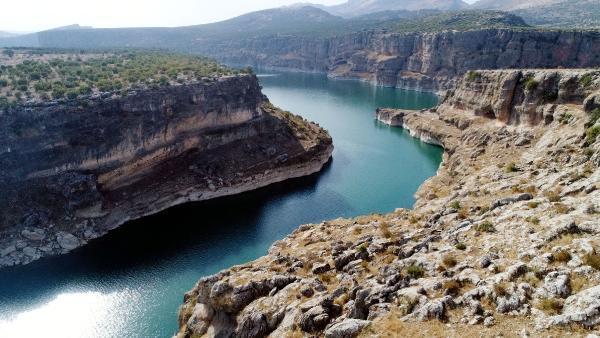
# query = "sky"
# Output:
<box><xmin>0</xmin><ymin>0</ymin><xmax>347</xmax><ymax>32</ymax></box>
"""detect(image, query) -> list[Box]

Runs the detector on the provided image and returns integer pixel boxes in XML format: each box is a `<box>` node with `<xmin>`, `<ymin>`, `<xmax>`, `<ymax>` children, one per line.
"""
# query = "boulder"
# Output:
<box><xmin>324</xmin><ymin>319</ymin><xmax>371</xmax><ymax>338</ymax></box>
<box><xmin>56</xmin><ymin>232</ymin><xmax>80</xmax><ymax>251</ymax></box>
<box><xmin>312</xmin><ymin>262</ymin><xmax>332</xmax><ymax>274</ymax></box>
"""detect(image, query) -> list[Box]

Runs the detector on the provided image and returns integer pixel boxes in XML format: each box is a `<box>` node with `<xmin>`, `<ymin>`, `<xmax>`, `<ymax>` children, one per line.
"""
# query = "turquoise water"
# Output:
<box><xmin>0</xmin><ymin>71</ymin><xmax>441</xmax><ymax>337</ymax></box>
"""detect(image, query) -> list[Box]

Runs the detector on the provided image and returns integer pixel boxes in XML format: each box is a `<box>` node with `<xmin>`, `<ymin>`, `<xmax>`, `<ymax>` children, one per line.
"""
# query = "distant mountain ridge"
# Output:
<box><xmin>300</xmin><ymin>0</ymin><xmax>468</xmax><ymax>17</ymax></box>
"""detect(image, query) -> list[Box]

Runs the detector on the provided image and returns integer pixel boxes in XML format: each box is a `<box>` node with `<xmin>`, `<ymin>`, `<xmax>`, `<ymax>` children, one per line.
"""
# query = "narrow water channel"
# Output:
<box><xmin>0</xmin><ymin>71</ymin><xmax>441</xmax><ymax>337</ymax></box>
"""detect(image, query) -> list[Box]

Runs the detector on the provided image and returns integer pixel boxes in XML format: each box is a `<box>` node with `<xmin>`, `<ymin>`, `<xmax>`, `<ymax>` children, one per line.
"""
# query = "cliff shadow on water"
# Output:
<box><xmin>0</xmin><ymin>163</ymin><xmax>332</xmax><ymax>305</ymax></box>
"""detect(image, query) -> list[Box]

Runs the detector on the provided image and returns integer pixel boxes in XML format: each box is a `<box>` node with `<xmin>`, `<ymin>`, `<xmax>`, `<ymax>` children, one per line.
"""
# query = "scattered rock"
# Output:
<box><xmin>324</xmin><ymin>319</ymin><xmax>371</xmax><ymax>338</ymax></box>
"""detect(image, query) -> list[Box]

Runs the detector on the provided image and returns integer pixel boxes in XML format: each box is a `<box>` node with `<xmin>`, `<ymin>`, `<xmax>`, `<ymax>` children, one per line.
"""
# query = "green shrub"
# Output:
<box><xmin>580</xmin><ymin>74</ymin><xmax>594</xmax><ymax>87</ymax></box>
<box><xmin>587</xmin><ymin>126</ymin><xmax>600</xmax><ymax>144</ymax></box>
<box><xmin>524</xmin><ymin>76</ymin><xmax>539</xmax><ymax>91</ymax></box>
<box><xmin>466</xmin><ymin>71</ymin><xmax>480</xmax><ymax>82</ymax></box>
<box><xmin>505</xmin><ymin>162</ymin><xmax>518</xmax><ymax>173</ymax></box>
<box><xmin>406</xmin><ymin>264</ymin><xmax>425</xmax><ymax>279</ymax></box>
<box><xmin>558</xmin><ymin>112</ymin><xmax>573</xmax><ymax>124</ymax></box>
<box><xmin>455</xmin><ymin>243</ymin><xmax>467</xmax><ymax>250</ymax></box>
<box><xmin>449</xmin><ymin>200</ymin><xmax>461</xmax><ymax>210</ymax></box>
<box><xmin>476</xmin><ymin>221</ymin><xmax>495</xmax><ymax>233</ymax></box>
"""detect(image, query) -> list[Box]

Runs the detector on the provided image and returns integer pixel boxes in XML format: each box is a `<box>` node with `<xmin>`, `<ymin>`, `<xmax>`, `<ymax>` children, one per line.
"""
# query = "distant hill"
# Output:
<box><xmin>473</xmin><ymin>0</ymin><xmax>600</xmax><ymax>28</ymax></box>
<box><xmin>0</xmin><ymin>31</ymin><xmax>19</xmax><ymax>38</ymax></box>
<box><xmin>0</xmin><ymin>9</ymin><xmax>530</xmax><ymax>51</ymax></box>
<box><xmin>472</xmin><ymin>0</ymin><xmax>563</xmax><ymax>10</ymax></box>
<box><xmin>314</xmin><ymin>0</ymin><xmax>468</xmax><ymax>17</ymax></box>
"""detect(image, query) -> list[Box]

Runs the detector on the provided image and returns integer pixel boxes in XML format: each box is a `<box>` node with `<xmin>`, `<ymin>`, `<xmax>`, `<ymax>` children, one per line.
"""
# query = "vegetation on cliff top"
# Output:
<box><xmin>0</xmin><ymin>49</ymin><xmax>243</xmax><ymax>109</ymax></box>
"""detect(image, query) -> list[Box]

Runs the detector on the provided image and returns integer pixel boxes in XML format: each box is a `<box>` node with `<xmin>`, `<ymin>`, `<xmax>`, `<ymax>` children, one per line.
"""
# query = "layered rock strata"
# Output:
<box><xmin>202</xmin><ymin>29</ymin><xmax>600</xmax><ymax>91</ymax></box>
<box><xmin>178</xmin><ymin>70</ymin><xmax>600</xmax><ymax>337</ymax></box>
<box><xmin>0</xmin><ymin>75</ymin><xmax>333</xmax><ymax>268</ymax></box>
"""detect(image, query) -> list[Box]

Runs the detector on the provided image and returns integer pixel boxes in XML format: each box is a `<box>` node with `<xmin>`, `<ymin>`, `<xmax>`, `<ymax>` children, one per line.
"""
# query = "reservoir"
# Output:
<box><xmin>0</xmin><ymin>71</ymin><xmax>441</xmax><ymax>337</ymax></box>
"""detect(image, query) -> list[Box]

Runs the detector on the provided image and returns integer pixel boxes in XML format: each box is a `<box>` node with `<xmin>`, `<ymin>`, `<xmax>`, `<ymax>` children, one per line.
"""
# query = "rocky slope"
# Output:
<box><xmin>201</xmin><ymin>28</ymin><xmax>600</xmax><ymax>92</ymax></box>
<box><xmin>0</xmin><ymin>75</ymin><xmax>333</xmax><ymax>268</ymax></box>
<box><xmin>177</xmin><ymin>69</ymin><xmax>600</xmax><ymax>337</ymax></box>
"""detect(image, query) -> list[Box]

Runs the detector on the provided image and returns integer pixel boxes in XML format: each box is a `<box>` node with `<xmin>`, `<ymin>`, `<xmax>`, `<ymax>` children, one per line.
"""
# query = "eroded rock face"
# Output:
<box><xmin>0</xmin><ymin>75</ymin><xmax>333</xmax><ymax>268</ymax></box>
<box><xmin>178</xmin><ymin>70</ymin><xmax>600</xmax><ymax>337</ymax></box>
<box><xmin>199</xmin><ymin>29</ymin><xmax>600</xmax><ymax>91</ymax></box>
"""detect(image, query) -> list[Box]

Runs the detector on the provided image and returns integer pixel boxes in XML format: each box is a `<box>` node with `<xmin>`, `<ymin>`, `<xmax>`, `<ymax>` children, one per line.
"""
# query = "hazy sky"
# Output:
<box><xmin>0</xmin><ymin>0</ymin><xmax>347</xmax><ymax>32</ymax></box>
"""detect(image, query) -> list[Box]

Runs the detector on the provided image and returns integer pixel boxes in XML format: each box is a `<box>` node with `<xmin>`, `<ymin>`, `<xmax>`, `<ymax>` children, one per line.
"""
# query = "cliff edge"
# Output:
<box><xmin>0</xmin><ymin>74</ymin><xmax>333</xmax><ymax>268</ymax></box>
<box><xmin>178</xmin><ymin>69</ymin><xmax>599</xmax><ymax>337</ymax></box>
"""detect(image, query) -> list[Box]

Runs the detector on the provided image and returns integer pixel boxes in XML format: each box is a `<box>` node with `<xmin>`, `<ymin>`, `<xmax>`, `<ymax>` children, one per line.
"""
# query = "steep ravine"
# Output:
<box><xmin>200</xmin><ymin>29</ymin><xmax>600</xmax><ymax>92</ymax></box>
<box><xmin>0</xmin><ymin>75</ymin><xmax>333</xmax><ymax>268</ymax></box>
<box><xmin>178</xmin><ymin>69</ymin><xmax>600</xmax><ymax>337</ymax></box>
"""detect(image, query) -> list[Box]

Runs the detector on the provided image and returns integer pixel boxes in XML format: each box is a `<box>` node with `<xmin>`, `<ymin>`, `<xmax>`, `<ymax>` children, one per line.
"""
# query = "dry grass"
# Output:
<box><xmin>552</xmin><ymin>250</ymin><xmax>572</xmax><ymax>263</ymax></box>
<box><xmin>553</xmin><ymin>203</ymin><xmax>571</xmax><ymax>214</ymax></box>
<box><xmin>493</xmin><ymin>283</ymin><xmax>509</xmax><ymax>298</ymax></box>
<box><xmin>570</xmin><ymin>274</ymin><xmax>589</xmax><ymax>293</ymax></box>
<box><xmin>583</xmin><ymin>252</ymin><xmax>600</xmax><ymax>270</ymax></box>
<box><xmin>443</xmin><ymin>280</ymin><xmax>462</xmax><ymax>296</ymax></box>
<box><xmin>442</xmin><ymin>254</ymin><xmax>458</xmax><ymax>268</ymax></box>
<box><xmin>544</xmin><ymin>189</ymin><xmax>562</xmax><ymax>202</ymax></box>
<box><xmin>536</xmin><ymin>298</ymin><xmax>563</xmax><ymax>314</ymax></box>
<box><xmin>379</xmin><ymin>221</ymin><xmax>392</xmax><ymax>238</ymax></box>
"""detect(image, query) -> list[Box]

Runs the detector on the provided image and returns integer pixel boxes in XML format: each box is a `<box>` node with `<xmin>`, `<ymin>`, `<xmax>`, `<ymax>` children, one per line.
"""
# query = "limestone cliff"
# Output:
<box><xmin>0</xmin><ymin>75</ymin><xmax>333</xmax><ymax>268</ymax></box>
<box><xmin>201</xmin><ymin>29</ymin><xmax>600</xmax><ymax>91</ymax></box>
<box><xmin>178</xmin><ymin>70</ymin><xmax>599</xmax><ymax>337</ymax></box>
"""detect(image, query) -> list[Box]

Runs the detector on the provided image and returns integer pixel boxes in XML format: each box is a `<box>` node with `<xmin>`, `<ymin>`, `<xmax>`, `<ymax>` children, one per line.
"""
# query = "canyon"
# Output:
<box><xmin>199</xmin><ymin>28</ymin><xmax>600</xmax><ymax>92</ymax></box>
<box><xmin>177</xmin><ymin>69</ymin><xmax>600</xmax><ymax>337</ymax></box>
<box><xmin>0</xmin><ymin>74</ymin><xmax>333</xmax><ymax>268</ymax></box>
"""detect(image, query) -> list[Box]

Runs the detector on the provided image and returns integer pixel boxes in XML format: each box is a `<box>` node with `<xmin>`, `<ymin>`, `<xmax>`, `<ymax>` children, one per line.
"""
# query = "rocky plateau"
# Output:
<box><xmin>177</xmin><ymin>69</ymin><xmax>600</xmax><ymax>337</ymax></box>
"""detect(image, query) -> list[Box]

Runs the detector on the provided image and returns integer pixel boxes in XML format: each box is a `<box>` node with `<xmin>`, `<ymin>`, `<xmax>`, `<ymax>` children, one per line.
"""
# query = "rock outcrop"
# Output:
<box><xmin>178</xmin><ymin>69</ymin><xmax>599</xmax><ymax>337</ymax></box>
<box><xmin>0</xmin><ymin>75</ymin><xmax>333</xmax><ymax>268</ymax></box>
<box><xmin>200</xmin><ymin>29</ymin><xmax>600</xmax><ymax>91</ymax></box>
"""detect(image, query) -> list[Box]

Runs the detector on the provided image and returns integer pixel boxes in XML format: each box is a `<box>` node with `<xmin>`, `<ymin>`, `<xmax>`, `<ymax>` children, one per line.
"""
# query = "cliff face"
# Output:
<box><xmin>0</xmin><ymin>75</ymin><xmax>333</xmax><ymax>268</ymax></box>
<box><xmin>203</xmin><ymin>29</ymin><xmax>600</xmax><ymax>91</ymax></box>
<box><xmin>178</xmin><ymin>70</ymin><xmax>599</xmax><ymax>337</ymax></box>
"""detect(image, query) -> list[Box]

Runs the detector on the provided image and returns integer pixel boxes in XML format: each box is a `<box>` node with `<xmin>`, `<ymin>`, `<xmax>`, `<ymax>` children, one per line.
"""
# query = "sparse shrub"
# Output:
<box><xmin>558</xmin><ymin>112</ymin><xmax>573</xmax><ymax>124</ymax></box>
<box><xmin>552</xmin><ymin>250</ymin><xmax>572</xmax><ymax>263</ymax></box>
<box><xmin>586</xmin><ymin>125</ymin><xmax>600</xmax><ymax>144</ymax></box>
<box><xmin>505</xmin><ymin>162</ymin><xmax>518</xmax><ymax>173</ymax></box>
<box><xmin>526</xmin><ymin>216</ymin><xmax>540</xmax><ymax>225</ymax></box>
<box><xmin>449</xmin><ymin>200</ymin><xmax>461</xmax><ymax>210</ymax></box>
<box><xmin>580</xmin><ymin>74</ymin><xmax>594</xmax><ymax>87</ymax></box>
<box><xmin>524</xmin><ymin>76</ymin><xmax>539</xmax><ymax>91</ymax></box>
<box><xmin>528</xmin><ymin>201</ymin><xmax>540</xmax><ymax>209</ymax></box>
<box><xmin>466</xmin><ymin>71</ymin><xmax>480</xmax><ymax>82</ymax></box>
<box><xmin>588</xmin><ymin>108</ymin><xmax>600</xmax><ymax>127</ymax></box>
<box><xmin>442</xmin><ymin>254</ymin><xmax>458</xmax><ymax>268</ymax></box>
<box><xmin>455</xmin><ymin>242</ymin><xmax>467</xmax><ymax>250</ymax></box>
<box><xmin>583</xmin><ymin>252</ymin><xmax>600</xmax><ymax>270</ymax></box>
<box><xmin>406</xmin><ymin>264</ymin><xmax>425</xmax><ymax>279</ymax></box>
<box><xmin>356</xmin><ymin>243</ymin><xmax>368</xmax><ymax>253</ymax></box>
<box><xmin>476</xmin><ymin>221</ymin><xmax>495</xmax><ymax>233</ymax></box>
<box><xmin>536</xmin><ymin>298</ymin><xmax>563</xmax><ymax>314</ymax></box>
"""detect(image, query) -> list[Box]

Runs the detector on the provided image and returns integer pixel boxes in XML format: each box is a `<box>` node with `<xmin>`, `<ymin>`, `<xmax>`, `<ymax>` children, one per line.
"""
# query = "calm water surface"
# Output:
<box><xmin>0</xmin><ymin>71</ymin><xmax>441</xmax><ymax>337</ymax></box>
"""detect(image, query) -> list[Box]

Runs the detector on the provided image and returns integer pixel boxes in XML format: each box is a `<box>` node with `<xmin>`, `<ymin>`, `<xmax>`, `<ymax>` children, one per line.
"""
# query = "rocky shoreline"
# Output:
<box><xmin>177</xmin><ymin>69</ymin><xmax>600</xmax><ymax>337</ymax></box>
<box><xmin>0</xmin><ymin>75</ymin><xmax>333</xmax><ymax>268</ymax></box>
